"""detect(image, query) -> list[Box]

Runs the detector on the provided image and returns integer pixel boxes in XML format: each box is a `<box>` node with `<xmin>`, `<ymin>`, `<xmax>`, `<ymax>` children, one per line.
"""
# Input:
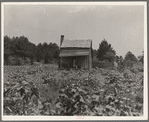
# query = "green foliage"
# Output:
<box><xmin>4</xmin><ymin>35</ymin><xmax>60</xmax><ymax>65</ymax></box>
<box><xmin>138</xmin><ymin>51</ymin><xmax>144</xmax><ymax>64</ymax></box>
<box><xmin>124</xmin><ymin>51</ymin><xmax>138</xmax><ymax>62</ymax></box>
<box><xmin>115</xmin><ymin>56</ymin><xmax>123</xmax><ymax>63</ymax></box>
<box><xmin>4</xmin><ymin>35</ymin><xmax>37</xmax><ymax>65</ymax></box>
<box><xmin>4</xmin><ymin>79</ymin><xmax>39</xmax><ymax>115</ymax></box>
<box><xmin>97</xmin><ymin>39</ymin><xmax>116</xmax><ymax>62</ymax></box>
<box><xmin>104</xmin><ymin>51</ymin><xmax>115</xmax><ymax>62</ymax></box>
<box><xmin>4</xmin><ymin>65</ymin><xmax>143</xmax><ymax>116</ymax></box>
<box><xmin>92</xmin><ymin>49</ymin><xmax>98</xmax><ymax>60</ymax></box>
<box><xmin>92</xmin><ymin>61</ymin><xmax>114</xmax><ymax>68</ymax></box>
<box><xmin>139</xmin><ymin>56</ymin><xmax>144</xmax><ymax>64</ymax></box>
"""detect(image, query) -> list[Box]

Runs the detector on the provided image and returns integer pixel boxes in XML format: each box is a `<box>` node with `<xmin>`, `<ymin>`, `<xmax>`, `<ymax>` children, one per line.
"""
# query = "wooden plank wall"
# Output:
<box><xmin>59</xmin><ymin>48</ymin><xmax>92</xmax><ymax>70</ymax></box>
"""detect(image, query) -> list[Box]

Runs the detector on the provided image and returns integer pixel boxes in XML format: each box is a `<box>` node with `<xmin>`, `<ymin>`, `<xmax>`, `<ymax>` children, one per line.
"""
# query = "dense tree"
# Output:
<box><xmin>104</xmin><ymin>51</ymin><xmax>115</xmax><ymax>62</ymax></box>
<box><xmin>139</xmin><ymin>51</ymin><xmax>144</xmax><ymax>64</ymax></box>
<box><xmin>4</xmin><ymin>36</ymin><xmax>11</xmax><ymax>65</ymax></box>
<box><xmin>137</xmin><ymin>55</ymin><xmax>142</xmax><ymax>61</ymax></box>
<box><xmin>115</xmin><ymin>55</ymin><xmax>123</xmax><ymax>63</ymax></box>
<box><xmin>92</xmin><ymin>49</ymin><xmax>98</xmax><ymax>60</ymax></box>
<box><xmin>44</xmin><ymin>51</ymin><xmax>53</xmax><ymax>64</ymax></box>
<box><xmin>124</xmin><ymin>51</ymin><xmax>138</xmax><ymax>62</ymax></box>
<box><xmin>36</xmin><ymin>48</ymin><xmax>43</xmax><ymax>62</ymax></box>
<box><xmin>40</xmin><ymin>42</ymin><xmax>59</xmax><ymax>63</ymax></box>
<box><xmin>4</xmin><ymin>35</ymin><xmax>60</xmax><ymax>65</ymax></box>
<box><xmin>97</xmin><ymin>39</ymin><xmax>116</xmax><ymax>62</ymax></box>
<box><xmin>49</xmin><ymin>43</ymin><xmax>59</xmax><ymax>60</ymax></box>
<box><xmin>140</xmin><ymin>56</ymin><xmax>144</xmax><ymax>64</ymax></box>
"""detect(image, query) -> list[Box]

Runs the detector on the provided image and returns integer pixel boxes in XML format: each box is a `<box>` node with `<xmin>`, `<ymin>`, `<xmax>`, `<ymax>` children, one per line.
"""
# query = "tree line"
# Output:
<box><xmin>94</xmin><ymin>39</ymin><xmax>143</xmax><ymax>66</ymax></box>
<box><xmin>4</xmin><ymin>35</ymin><xmax>59</xmax><ymax>65</ymax></box>
<box><xmin>4</xmin><ymin>35</ymin><xmax>143</xmax><ymax>66</ymax></box>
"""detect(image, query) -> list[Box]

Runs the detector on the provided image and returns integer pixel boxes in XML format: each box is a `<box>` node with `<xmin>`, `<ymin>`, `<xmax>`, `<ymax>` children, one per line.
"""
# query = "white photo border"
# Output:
<box><xmin>1</xmin><ymin>1</ymin><xmax>148</xmax><ymax>121</ymax></box>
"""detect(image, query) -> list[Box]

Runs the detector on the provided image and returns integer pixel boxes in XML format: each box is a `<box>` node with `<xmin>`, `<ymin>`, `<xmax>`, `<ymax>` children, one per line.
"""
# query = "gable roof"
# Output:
<box><xmin>60</xmin><ymin>39</ymin><xmax>92</xmax><ymax>48</ymax></box>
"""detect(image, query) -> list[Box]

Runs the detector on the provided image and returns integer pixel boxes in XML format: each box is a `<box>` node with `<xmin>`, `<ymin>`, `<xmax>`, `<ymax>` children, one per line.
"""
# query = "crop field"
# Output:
<box><xmin>3</xmin><ymin>64</ymin><xmax>144</xmax><ymax>116</ymax></box>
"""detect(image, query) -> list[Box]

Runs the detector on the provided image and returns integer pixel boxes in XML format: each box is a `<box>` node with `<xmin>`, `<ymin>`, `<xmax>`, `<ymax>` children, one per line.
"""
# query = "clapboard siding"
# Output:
<box><xmin>59</xmin><ymin>35</ymin><xmax>92</xmax><ymax>71</ymax></box>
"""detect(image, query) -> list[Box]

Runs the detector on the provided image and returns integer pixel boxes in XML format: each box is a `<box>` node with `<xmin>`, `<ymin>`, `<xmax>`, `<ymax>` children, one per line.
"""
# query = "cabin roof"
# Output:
<box><xmin>60</xmin><ymin>39</ymin><xmax>92</xmax><ymax>48</ymax></box>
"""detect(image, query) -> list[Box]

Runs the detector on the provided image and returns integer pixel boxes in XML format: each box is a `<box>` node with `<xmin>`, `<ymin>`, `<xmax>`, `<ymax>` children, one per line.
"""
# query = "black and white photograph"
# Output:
<box><xmin>1</xmin><ymin>2</ymin><xmax>148</xmax><ymax>120</ymax></box>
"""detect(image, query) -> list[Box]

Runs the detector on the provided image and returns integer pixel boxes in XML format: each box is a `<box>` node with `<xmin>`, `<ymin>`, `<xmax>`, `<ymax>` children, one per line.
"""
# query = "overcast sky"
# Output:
<box><xmin>4</xmin><ymin>3</ymin><xmax>145</xmax><ymax>57</ymax></box>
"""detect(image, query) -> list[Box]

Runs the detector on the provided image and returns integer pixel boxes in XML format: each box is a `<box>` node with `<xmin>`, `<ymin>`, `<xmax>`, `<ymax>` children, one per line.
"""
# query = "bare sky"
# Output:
<box><xmin>4</xmin><ymin>3</ymin><xmax>144</xmax><ymax>57</ymax></box>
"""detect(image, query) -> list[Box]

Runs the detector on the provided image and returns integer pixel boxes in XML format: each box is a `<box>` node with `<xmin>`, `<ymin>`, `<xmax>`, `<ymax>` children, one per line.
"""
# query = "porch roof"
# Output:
<box><xmin>59</xmin><ymin>50</ymin><xmax>89</xmax><ymax>57</ymax></box>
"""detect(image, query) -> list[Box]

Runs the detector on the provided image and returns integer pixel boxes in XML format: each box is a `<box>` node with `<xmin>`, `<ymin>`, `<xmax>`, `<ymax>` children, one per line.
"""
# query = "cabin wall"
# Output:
<box><xmin>59</xmin><ymin>48</ymin><xmax>92</xmax><ymax>70</ymax></box>
<box><xmin>60</xmin><ymin>57</ymin><xmax>73</xmax><ymax>68</ymax></box>
<box><xmin>60</xmin><ymin>56</ymin><xmax>89</xmax><ymax>69</ymax></box>
<box><xmin>77</xmin><ymin>56</ymin><xmax>88</xmax><ymax>69</ymax></box>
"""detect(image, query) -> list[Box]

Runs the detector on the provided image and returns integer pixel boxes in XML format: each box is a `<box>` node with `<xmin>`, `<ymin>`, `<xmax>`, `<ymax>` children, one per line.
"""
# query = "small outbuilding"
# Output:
<box><xmin>59</xmin><ymin>35</ymin><xmax>93</xmax><ymax>71</ymax></box>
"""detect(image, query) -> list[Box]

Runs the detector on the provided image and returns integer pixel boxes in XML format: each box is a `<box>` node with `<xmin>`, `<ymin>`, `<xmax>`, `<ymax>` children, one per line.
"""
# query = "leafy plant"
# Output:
<box><xmin>4</xmin><ymin>65</ymin><xmax>143</xmax><ymax>116</ymax></box>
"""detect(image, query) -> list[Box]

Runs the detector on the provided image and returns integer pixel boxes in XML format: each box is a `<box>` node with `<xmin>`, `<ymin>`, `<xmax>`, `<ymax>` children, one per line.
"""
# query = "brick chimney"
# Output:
<box><xmin>60</xmin><ymin>35</ymin><xmax>64</xmax><ymax>46</ymax></box>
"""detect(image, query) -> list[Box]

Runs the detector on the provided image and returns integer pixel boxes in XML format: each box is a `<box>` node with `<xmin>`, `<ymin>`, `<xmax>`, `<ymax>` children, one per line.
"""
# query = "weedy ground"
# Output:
<box><xmin>3</xmin><ymin>64</ymin><xmax>143</xmax><ymax>116</ymax></box>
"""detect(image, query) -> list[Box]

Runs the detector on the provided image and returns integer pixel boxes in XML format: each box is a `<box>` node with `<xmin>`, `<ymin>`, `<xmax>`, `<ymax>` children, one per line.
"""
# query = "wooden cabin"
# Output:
<box><xmin>59</xmin><ymin>35</ymin><xmax>92</xmax><ymax>71</ymax></box>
